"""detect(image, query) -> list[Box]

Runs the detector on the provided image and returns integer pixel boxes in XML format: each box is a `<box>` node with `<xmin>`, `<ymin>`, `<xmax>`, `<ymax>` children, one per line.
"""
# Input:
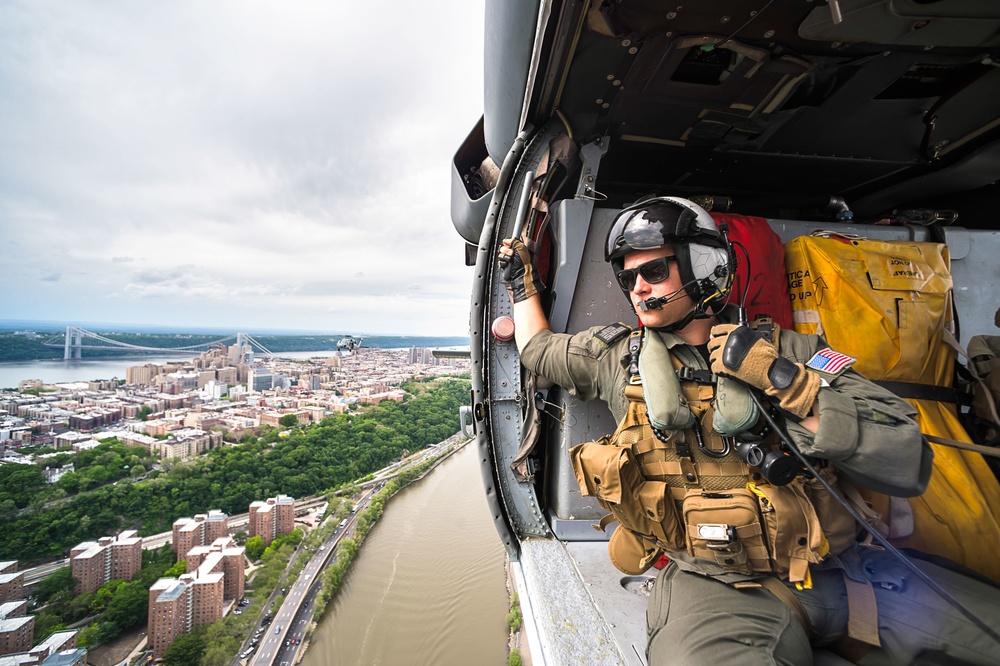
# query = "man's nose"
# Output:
<box><xmin>631</xmin><ymin>274</ymin><xmax>651</xmax><ymax>294</ymax></box>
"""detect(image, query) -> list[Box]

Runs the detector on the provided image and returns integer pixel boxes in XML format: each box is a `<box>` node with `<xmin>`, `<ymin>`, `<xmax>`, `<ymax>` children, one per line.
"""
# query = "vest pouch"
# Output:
<box><xmin>635</xmin><ymin>480</ymin><xmax>684</xmax><ymax>551</ymax></box>
<box><xmin>608</xmin><ymin>524</ymin><xmax>663</xmax><ymax>575</ymax></box>
<box><xmin>570</xmin><ymin>441</ymin><xmax>684</xmax><ymax>551</ymax></box>
<box><xmin>682</xmin><ymin>488</ymin><xmax>771</xmax><ymax>574</ymax></box>
<box><xmin>751</xmin><ymin>481</ymin><xmax>827</xmax><ymax>583</ymax></box>
<box><xmin>569</xmin><ymin>437</ymin><xmax>642</xmax><ymax>505</ymax></box>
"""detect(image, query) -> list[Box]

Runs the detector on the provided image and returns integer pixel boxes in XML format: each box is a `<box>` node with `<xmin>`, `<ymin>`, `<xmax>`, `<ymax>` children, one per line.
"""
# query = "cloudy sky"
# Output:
<box><xmin>0</xmin><ymin>1</ymin><xmax>485</xmax><ymax>336</ymax></box>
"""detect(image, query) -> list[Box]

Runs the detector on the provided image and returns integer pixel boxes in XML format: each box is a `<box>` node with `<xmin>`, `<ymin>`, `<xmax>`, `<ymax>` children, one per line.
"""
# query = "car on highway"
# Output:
<box><xmin>274</xmin><ymin>625</ymin><xmax>282</xmax><ymax>635</ymax></box>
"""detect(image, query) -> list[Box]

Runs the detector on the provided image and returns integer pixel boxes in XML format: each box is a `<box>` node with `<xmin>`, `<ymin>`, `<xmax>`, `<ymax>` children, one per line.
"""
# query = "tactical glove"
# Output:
<box><xmin>707</xmin><ymin>324</ymin><xmax>819</xmax><ymax>419</ymax></box>
<box><xmin>501</xmin><ymin>238</ymin><xmax>543</xmax><ymax>303</ymax></box>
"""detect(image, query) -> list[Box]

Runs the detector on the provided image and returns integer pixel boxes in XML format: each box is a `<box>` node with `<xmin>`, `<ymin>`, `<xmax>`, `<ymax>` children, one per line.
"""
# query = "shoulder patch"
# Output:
<box><xmin>805</xmin><ymin>347</ymin><xmax>856</xmax><ymax>380</ymax></box>
<box><xmin>593</xmin><ymin>322</ymin><xmax>632</xmax><ymax>347</ymax></box>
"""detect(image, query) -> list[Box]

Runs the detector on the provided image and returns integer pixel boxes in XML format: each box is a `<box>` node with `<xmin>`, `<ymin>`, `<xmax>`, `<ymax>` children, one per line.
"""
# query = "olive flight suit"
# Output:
<box><xmin>520</xmin><ymin>317</ymin><xmax>1000</xmax><ymax>665</ymax></box>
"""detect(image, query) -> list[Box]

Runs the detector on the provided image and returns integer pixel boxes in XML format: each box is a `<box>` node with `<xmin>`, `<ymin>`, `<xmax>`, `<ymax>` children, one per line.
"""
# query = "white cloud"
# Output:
<box><xmin>0</xmin><ymin>0</ymin><xmax>484</xmax><ymax>336</ymax></box>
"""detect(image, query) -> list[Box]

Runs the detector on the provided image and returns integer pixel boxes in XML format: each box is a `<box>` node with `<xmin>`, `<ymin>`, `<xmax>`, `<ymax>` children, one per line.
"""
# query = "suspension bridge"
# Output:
<box><xmin>41</xmin><ymin>327</ymin><xmax>276</xmax><ymax>360</ymax></box>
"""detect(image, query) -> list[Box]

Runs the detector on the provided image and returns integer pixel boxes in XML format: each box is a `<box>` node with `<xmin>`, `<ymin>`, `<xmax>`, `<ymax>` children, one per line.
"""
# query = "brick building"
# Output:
<box><xmin>171</xmin><ymin>511</ymin><xmax>229</xmax><ymax>556</ymax></box>
<box><xmin>0</xmin><ymin>629</ymin><xmax>77</xmax><ymax>666</ymax></box>
<box><xmin>247</xmin><ymin>495</ymin><xmax>295</xmax><ymax>546</ymax></box>
<box><xmin>155</xmin><ymin>429</ymin><xmax>222</xmax><ymax>461</ymax></box>
<box><xmin>0</xmin><ymin>602</ymin><xmax>33</xmax><ymax>657</ymax></box>
<box><xmin>0</xmin><ymin>564</ymin><xmax>22</xmax><ymax>604</ymax></box>
<box><xmin>183</xmin><ymin>538</ymin><xmax>245</xmax><ymax>604</ymax></box>
<box><xmin>69</xmin><ymin>531</ymin><xmax>142</xmax><ymax>595</ymax></box>
<box><xmin>148</xmin><ymin>536</ymin><xmax>243</xmax><ymax>659</ymax></box>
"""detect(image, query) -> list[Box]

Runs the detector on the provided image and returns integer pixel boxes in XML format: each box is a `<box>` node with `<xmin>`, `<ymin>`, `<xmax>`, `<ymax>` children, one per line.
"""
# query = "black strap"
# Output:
<box><xmin>873</xmin><ymin>380</ymin><xmax>959</xmax><ymax>404</ymax></box>
<box><xmin>628</xmin><ymin>329</ymin><xmax>643</xmax><ymax>376</ymax></box>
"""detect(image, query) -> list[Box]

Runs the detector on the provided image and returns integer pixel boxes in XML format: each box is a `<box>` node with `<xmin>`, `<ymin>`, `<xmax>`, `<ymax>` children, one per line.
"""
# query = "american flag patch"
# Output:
<box><xmin>805</xmin><ymin>348</ymin><xmax>856</xmax><ymax>378</ymax></box>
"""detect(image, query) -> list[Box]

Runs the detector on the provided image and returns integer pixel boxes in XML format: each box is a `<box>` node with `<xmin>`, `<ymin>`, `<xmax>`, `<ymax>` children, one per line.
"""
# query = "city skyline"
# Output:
<box><xmin>0</xmin><ymin>1</ymin><xmax>485</xmax><ymax>337</ymax></box>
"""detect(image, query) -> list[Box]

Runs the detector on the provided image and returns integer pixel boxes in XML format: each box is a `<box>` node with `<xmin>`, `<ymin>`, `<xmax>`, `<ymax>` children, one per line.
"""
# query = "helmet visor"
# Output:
<box><xmin>605</xmin><ymin>207</ymin><xmax>680</xmax><ymax>261</ymax></box>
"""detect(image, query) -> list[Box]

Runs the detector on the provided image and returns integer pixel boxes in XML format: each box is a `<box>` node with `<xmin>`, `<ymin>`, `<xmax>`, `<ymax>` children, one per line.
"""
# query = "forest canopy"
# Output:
<box><xmin>1</xmin><ymin>379</ymin><xmax>469</xmax><ymax>563</ymax></box>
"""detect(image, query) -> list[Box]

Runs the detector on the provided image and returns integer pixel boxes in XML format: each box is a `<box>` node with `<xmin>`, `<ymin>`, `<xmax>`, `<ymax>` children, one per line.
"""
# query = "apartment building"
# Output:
<box><xmin>247</xmin><ymin>495</ymin><xmax>295</xmax><ymax>546</ymax></box>
<box><xmin>184</xmin><ymin>538</ymin><xmax>245</xmax><ymax>605</ymax></box>
<box><xmin>0</xmin><ymin>602</ymin><xmax>33</xmax><ymax>657</ymax></box>
<box><xmin>69</xmin><ymin>531</ymin><xmax>142</xmax><ymax>595</ymax></box>
<box><xmin>259</xmin><ymin>411</ymin><xmax>310</xmax><ymax>427</ymax></box>
<box><xmin>147</xmin><ymin>549</ymin><xmax>232</xmax><ymax>659</ymax></box>
<box><xmin>171</xmin><ymin>511</ymin><xmax>229</xmax><ymax>556</ymax></box>
<box><xmin>0</xmin><ymin>564</ymin><xmax>21</xmax><ymax>604</ymax></box>
<box><xmin>0</xmin><ymin>629</ymin><xmax>77</xmax><ymax>666</ymax></box>
<box><xmin>39</xmin><ymin>648</ymin><xmax>87</xmax><ymax>666</ymax></box>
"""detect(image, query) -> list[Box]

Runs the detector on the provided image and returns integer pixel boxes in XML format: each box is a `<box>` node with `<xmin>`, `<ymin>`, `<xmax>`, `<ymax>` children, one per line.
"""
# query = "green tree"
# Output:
<box><xmin>507</xmin><ymin>648</ymin><xmax>523</xmax><ymax>666</ymax></box>
<box><xmin>137</xmin><ymin>406</ymin><xmax>153</xmax><ymax>421</ymax></box>
<box><xmin>244</xmin><ymin>536</ymin><xmax>265</xmax><ymax>561</ymax></box>
<box><xmin>279</xmin><ymin>414</ymin><xmax>298</xmax><ymax>428</ymax></box>
<box><xmin>163</xmin><ymin>633</ymin><xmax>206</xmax><ymax>666</ymax></box>
<box><xmin>33</xmin><ymin>615</ymin><xmax>66</xmax><ymax>642</ymax></box>
<box><xmin>101</xmin><ymin>581</ymin><xmax>149</xmax><ymax>633</ymax></box>
<box><xmin>91</xmin><ymin>579</ymin><xmax>126</xmax><ymax>613</ymax></box>
<box><xmin>164</xmin><ymin>560</ymin><xmax>187</xmax><ymax>577</ymax></box>
<box><xmin>76</xmin><ymin>624</ymin><xmax>99</xmax><ymax>648</ymax></box>
<box><xmin>57</xmin><ymin>472</ymin><xmax>81</xmax><ymax>495</ymax></box>
<box><xmin>36</xmin><ymin>567</ymin><xmax>75</xmax><ymax>604</ymax></box>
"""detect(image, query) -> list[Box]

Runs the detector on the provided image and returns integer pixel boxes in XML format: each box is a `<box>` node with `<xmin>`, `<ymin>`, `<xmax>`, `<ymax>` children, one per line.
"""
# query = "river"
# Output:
<box><xmin>0</xmin><ymin>351</ymin><xmax>347</xmax><ymax>388</ymax></box>
<box><xmin>302</xmin><ymin>443</ymin><xmax>509</xmax><ymax>666</ymax></box>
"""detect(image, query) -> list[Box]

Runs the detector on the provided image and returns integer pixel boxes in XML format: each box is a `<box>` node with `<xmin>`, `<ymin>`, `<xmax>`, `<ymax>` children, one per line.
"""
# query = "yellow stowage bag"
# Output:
<box><xmin>785</xmin><ymin>234</ymin><xmax>1000</xmax><ymax>581</ymax></box>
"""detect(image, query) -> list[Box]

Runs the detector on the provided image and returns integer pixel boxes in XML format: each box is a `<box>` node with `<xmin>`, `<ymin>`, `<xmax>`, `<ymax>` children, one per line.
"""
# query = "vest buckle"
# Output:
<box><xmin>676</xmin><ymin>367</ymin><xmax>716</xmax><ymax>384</ymax></box>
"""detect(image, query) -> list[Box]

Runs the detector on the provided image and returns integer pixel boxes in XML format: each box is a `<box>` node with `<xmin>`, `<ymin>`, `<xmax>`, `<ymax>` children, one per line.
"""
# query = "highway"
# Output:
<box><xmin>246</xmin><ymin>490</ymin><xmax>372</xmax><ymax>666</ymax></box>
<box><xmin>246</xmin><ymin>435</ymin><xmax>466</xmax><ymax>666</ymax></box>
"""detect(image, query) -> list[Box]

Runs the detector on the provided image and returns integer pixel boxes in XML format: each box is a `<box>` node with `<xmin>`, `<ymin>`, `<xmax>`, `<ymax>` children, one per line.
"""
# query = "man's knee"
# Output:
<box><xmin>646</xmin><ymin>564</ymin><xmax>812</xmax><ymax>665</ymax></box>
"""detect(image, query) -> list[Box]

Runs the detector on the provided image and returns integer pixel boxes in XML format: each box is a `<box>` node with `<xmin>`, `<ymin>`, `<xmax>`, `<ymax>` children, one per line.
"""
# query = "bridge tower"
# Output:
<box><xmin>64</xmin><ymin>326</ymin><xmax>84</xmax><ymax>360</ymax></box>
<box><xmin>234</xmin><ymin>332</ymin><xmax>249</xmax><ymax>364</ymax></box>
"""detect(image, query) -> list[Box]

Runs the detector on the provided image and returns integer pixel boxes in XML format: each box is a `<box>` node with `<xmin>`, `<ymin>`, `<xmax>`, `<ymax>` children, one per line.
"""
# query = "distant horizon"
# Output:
<box><xmin>0</xmin><ymin>318</ymin><xmax>469</xmax><ymax>339</ymax></box>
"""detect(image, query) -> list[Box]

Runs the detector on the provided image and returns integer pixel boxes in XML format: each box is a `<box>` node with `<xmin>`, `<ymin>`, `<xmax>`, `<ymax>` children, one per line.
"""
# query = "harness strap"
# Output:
<box><xmin>840</xmin><ymin>483</ymin><xmax>891</xmax><ymax>537</ymax></box>
<box><xmin>842</xmin><ymin>571</ymin><xmax>881</xmax><ymax>647</ymax></box>
<box><xmin>734</xmin><ymin>577</ymin><xmax>813</xmax><ymax>637</ymax></box>
<box><xmin>873</xmin><ymin>380</ymin><xmax>960</xmax><ymax>404</ymax></box>
<box><xmin>627</xmin><ymin>329</ymin><xmax>643</xmax><ymax>378</ymax></box>
<box><xmin>925</xmin><ymin>433</ymin><xmax>1000</xmax><ymax>459</ymax></box>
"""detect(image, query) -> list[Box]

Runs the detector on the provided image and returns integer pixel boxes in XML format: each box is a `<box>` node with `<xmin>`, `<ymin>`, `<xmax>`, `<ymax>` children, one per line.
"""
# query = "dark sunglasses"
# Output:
<box><xmin>616</xmin><ymin>256</ymin><xmax>677</xmax><ymax>291</ymax></box>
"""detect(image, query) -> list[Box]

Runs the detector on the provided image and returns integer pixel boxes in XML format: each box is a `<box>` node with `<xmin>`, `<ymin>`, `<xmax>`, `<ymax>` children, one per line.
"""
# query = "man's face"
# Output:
<box><xmin>622</xmin><ymin>244</ymin><xmax>696</xmax><ymax>328</ymax></box>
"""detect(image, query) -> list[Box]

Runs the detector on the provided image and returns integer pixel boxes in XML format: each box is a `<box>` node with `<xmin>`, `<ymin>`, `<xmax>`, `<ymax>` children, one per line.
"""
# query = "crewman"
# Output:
<box><xmin>499</xmin><ymin>196</ymin><xmax>1000</xmax><ymax>664</ymax></box>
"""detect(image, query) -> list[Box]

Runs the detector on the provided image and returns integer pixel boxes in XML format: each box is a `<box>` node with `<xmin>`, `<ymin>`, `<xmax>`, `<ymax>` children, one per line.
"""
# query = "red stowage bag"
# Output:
<box><xmin>710</xmin><ymin>213</ymin><xmax>794</xmax><ymax>330</ymax></box>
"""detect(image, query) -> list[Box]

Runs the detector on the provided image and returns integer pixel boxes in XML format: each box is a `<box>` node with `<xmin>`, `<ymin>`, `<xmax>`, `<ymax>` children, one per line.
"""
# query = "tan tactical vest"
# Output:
<box><xmin>570</xmin><ymin>340</ymin><xmax>858</xmax><ymax>580</ymax></box>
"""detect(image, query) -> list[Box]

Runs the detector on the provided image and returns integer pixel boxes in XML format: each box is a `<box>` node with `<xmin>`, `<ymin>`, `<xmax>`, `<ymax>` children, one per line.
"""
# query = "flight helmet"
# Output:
<box><xmin>605</xmin><ymin>196</ymin><xmax>733</xmax><ymax>307</ymax></box>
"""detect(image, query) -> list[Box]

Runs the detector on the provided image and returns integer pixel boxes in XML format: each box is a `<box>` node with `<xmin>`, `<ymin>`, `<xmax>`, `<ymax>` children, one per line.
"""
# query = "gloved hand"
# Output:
<box><xmin>708</xmin><ymin>324</ymin><xmax>819</xmax><ymax>419</ymax></box>
<box><xmin>500</xmin><ymin>238</ymin><xmax>543</xmax><ymax>303</ymax></box>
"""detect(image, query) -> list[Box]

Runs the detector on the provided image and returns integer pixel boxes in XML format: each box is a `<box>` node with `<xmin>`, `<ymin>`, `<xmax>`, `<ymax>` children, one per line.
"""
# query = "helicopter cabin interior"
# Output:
<box><xmin>450</xmin><ymin>1</ymin><xmax>1000</xmax><ymax>663</ymax></box>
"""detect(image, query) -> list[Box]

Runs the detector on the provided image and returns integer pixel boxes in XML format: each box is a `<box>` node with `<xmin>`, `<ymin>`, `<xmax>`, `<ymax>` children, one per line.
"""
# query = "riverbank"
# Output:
<box><xmin>308</xmin><ymin>436</ymin><xmax>470</xmax><ymax>627</ymax></box>
<box><xmin>300</xmin><ymin>440</ymin><xmax>508</xmax><ymax>666</ymax></box>
<box><xmin>506</xmin><ymin>561</ymin><xmax>533</xmax><ymax>666</ymax></box>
